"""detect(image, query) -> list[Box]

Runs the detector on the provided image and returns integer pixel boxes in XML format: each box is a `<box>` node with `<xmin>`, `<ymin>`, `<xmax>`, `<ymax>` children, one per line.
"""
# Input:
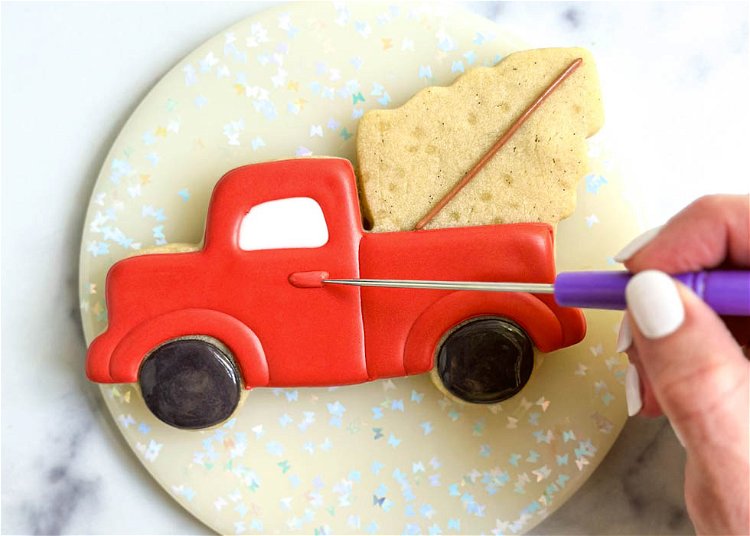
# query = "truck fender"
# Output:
<box><xmin>108</xmin><ymin>309</ymin><xmax>269</xmax><ymax>389</ymax></box>
<box><xmin>402</xmin><ymin>292</ymin><xmax>564</xmax><ymax>375</ymax></box>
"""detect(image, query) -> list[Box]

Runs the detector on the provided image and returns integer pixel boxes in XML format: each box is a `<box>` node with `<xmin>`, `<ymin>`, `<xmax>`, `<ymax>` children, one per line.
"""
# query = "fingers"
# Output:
<box><xmin>616</xmin><ymin>194</ymin><xmax>750</xmax><ymax>341</ymax></box>
<box><xmin>619</xmin><ymin>316</ymin><xmax>664</xmax><ymax>417</ymax></box>
<box><xmin>623</xmin><ymin>271</ymin><xmax>749</xmax><ymax>454</ymax></box>
<box><xmin>616</xmin><ymin>194</ymin><xmax>750</xmax><ymax>272</ymax></box>
<box><xmin>622</xmin><ymin>347</ymin><xmax>664</xmax><ymax>418</ymax></box>
<box><xmin>614</xmin><ymin>195</ymin><xmax>750</xmax><ymax>535</ymax></box>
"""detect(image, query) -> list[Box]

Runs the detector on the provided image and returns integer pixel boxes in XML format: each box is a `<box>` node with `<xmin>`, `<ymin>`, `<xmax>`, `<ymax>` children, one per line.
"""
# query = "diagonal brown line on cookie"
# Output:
<box><xmin>413</xmin><ymin>57</ymin><xmax>583</xmax><ymax>231</ymax></box>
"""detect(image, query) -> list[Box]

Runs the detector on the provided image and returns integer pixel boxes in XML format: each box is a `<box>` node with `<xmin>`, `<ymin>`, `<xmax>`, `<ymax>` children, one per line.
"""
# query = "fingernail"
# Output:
<box><xmin>670</xmin><ymin>421</ymin><xmax>686</xmax><ymax>448</ymax></box>
<box><xmin>616</xmin><ymin>313</ymin><xmax>632</xmax><ymax>353</ymax></box>
<box><xmin>625</xmin><ymin>363</ymin><xmax>643</xmax><ymax>416</ymax></box>
<box><xmin>625</xmin><ymin>270</ymin><xmax>685</xmax><ymax>339</ymax></box>
<box><xmin>614</xmin><ymin>226</ymin><xmax>662</xmax><ymax>262</ymax></box>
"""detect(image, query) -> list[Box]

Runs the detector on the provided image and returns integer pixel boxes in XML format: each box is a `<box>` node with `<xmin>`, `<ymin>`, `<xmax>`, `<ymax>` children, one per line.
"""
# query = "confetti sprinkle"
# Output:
<box><xmin>586</xmin><ymin>214</ymin><xmax>600</xmax><ymax>227</ymax></box>
<box><xmin>585</xmin><ymin>173</ymin><xmax>609</xmax><ymax>194</ymax></box>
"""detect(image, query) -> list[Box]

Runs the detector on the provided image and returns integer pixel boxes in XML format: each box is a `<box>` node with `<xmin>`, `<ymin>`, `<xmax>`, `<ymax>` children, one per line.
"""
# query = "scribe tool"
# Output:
<box><xmin>324</xmin><ymin>270</ymin><xmax>750</xmax><ymax>316</ymax></box>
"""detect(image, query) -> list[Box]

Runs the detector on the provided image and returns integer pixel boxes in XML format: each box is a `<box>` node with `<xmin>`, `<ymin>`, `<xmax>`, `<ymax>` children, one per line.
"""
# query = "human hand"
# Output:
<box><xmin>614</xmin><ymin>194</ymin><xmax>749</xmax><ymax>535</ymax></box>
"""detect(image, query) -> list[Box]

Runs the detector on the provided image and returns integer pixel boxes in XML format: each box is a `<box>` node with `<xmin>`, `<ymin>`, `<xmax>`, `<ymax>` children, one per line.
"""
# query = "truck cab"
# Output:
<box><xmin>87</xmin><ymin>158</ymin><xmax>585</xmax><ymax>429</ymax></box>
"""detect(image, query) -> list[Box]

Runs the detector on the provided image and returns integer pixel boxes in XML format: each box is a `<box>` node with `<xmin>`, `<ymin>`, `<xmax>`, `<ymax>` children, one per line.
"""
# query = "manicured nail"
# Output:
<box><xmin>616</xmin><ymin>313</ymin><xmax>632</xmax><ymax>353</ymax></box>
<box><xmin>670</xmin><ymin>421</ymin><xmax>686</xmax><ymax>448</ymax></box>
<box><xmin>614</xmin><ymin>226</ymin><xmax>663</xmax><ymax>263</ymax></box>
<box><xmin>625</xmin><ymin>363</ymin><xmax>643</xmax><ymax>416</ymax></box>
<box><xmin>625</xmin><ymin>270</ymin><xmax>685</xmax><ymax>339</ymax></box>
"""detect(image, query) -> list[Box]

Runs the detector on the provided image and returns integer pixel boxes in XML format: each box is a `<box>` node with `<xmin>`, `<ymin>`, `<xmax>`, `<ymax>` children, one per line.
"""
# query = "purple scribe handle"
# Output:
<box><xmin>554</xmin><ymin>271</ymin><xmax>630</xmax><ymax>310</ymax></box>
<box><xmin>554</xmin><ymin>270</ymin><xmax>750</xmax><ymax>316</ymax></box>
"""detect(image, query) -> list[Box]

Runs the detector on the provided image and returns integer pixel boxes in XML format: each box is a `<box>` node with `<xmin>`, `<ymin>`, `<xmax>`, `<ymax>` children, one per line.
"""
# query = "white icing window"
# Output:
<box><xmin>239</xmin><ymin>197</ymin><xmax>329</xmax><ymax>251</ymax></box>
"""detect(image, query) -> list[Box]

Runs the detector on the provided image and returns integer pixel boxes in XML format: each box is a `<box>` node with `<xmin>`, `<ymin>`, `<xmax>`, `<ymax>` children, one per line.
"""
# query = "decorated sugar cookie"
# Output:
<box><xmin>87</xmin><ymin>156</ymin><xmax>585</xmax><ymax>429</ymax></box>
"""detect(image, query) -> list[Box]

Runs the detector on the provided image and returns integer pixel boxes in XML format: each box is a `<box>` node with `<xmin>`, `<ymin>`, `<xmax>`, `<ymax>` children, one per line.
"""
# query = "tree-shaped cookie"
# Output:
<box><xmin>356</xmin><ymin>47</ymin><xmax>604</xmax><ymax>232</ymax></box>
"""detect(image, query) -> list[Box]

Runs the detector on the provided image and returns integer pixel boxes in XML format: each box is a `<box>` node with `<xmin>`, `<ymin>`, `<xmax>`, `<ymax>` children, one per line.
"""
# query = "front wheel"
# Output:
<box><xmin>436</xmin><ymin>318</ymin><xmax>534</xmax><ymax>404</ymax></box>
<box><xmin>139</xmin><ymin>338</ymin><xmax>241</xmax><ymax>429</ymax></box>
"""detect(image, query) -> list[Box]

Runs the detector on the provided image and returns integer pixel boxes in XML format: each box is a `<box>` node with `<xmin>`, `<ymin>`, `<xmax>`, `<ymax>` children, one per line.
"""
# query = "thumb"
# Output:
<box><xmin>625</xmin><ymin>270</ymin><xmax>749</xmax><ymax>453</ymax></box>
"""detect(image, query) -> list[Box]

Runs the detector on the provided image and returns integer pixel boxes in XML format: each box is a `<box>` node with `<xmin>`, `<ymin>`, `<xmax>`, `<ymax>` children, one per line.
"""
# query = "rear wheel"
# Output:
<box><xmin>139</xmin><ymin>339</ymin><xmax>241</xmax><ymax>429</ymax></box>
<box><xmin>436</xmin><ymin>318</ymin><xmax>534</xmax><ymax>404</ymax></box>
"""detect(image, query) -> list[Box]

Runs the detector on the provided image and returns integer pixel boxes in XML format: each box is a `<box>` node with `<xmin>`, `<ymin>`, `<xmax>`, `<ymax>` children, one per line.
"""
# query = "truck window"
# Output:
<box><xmin>239</xmin><ymin>197</ymin><xmax>329</xmax><ymax>251</ymax></box>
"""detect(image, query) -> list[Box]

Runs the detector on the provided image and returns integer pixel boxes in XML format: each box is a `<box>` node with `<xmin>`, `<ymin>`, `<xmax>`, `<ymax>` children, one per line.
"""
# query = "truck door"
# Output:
<box><xmin>203</xmin><ymin>159</ymin><xmax>366</xmax><ymax>387</ymax></box>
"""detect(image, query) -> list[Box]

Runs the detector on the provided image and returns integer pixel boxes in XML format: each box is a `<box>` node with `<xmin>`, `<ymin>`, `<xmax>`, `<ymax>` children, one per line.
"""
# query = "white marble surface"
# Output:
<box><xmin>1</xmin><ymin>1</ymin><xmax>747</xmax><ymax>534</ymax></box>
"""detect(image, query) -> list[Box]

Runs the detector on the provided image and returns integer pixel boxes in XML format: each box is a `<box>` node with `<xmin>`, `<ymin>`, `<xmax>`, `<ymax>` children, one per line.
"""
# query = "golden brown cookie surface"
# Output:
<box><xmin>356</xmin><ymin>47</ymin><xmax>604</xmax><ymax>232</ymax></box>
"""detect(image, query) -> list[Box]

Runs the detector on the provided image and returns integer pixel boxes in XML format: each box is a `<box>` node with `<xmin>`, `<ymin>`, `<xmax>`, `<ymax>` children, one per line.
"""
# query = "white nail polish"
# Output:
<box><xmin>625</xmin><ymin>270</ymin><xmax>685</xmax><ymax>339</ymax></box>
<box><xmin>614</xmin><ymin>226</ymin><xmax>663</xmax><ymax>263</ymax></box>
<box><xmin>670</xmin><ymin>421</ymin><xmax>686</xmax><ymax>448</ymax></box>
<box><xmin>616</xmin><ymin>313</ymin><xmax>632</xmax><ymax>353</ymax></box>
<box><xmin>625</xmin><ymin>363</ymin><xmax>643</xmax><ymax>416</ymax></box>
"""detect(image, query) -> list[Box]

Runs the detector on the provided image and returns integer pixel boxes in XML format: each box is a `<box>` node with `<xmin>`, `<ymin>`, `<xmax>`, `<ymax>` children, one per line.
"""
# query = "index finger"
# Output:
<box><xmin>622</xmin><ymin>194</ymin><xmax>750</xmax><ymax>273</ymax></box>
<box><xmin>620</xmin><ymin>194</ymin><xmax>750</xmax><ymax>345</ymax></box>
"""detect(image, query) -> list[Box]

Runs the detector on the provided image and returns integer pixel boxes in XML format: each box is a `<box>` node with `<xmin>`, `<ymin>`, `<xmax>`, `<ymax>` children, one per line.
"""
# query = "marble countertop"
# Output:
<box><xmin>1</xmin><ymin>2</ymin><xmax>747</xmax><ymax>534</ymax></box>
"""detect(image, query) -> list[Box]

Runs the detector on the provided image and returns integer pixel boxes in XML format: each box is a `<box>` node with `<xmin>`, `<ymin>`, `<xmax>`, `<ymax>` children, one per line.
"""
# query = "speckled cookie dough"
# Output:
<box><xmin>357</xmin><ymin>47</ymin><xmax>604</xmax><ymax>232</ymax></box>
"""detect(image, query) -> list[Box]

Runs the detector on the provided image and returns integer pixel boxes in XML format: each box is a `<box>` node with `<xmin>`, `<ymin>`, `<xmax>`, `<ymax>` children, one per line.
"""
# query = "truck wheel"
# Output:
<box><xmin>436</xmin><ymin>318</ymin><xmax>534</xmax><ymax>404</ymax></box>
<box><xmin>138</xmin><ymin>339</ymin><xmax>241</xmax><ymax>429</ymax></box>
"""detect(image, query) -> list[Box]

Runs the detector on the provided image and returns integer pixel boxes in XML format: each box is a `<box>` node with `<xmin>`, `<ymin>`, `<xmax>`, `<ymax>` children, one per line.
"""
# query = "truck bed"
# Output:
<box><xmin>358</xmin><ymin>223</ymin><xmax>558</xmax><ymax>379</ymax></box>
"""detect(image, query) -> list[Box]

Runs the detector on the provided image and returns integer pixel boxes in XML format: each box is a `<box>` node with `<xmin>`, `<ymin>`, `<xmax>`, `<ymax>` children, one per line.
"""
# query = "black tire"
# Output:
<box><xmin>436</xmin><ymin>318</ymin><xmax>534</xmax><ymax>404</ymax></box>
<box><xmin>139</xmin><ymin>339</ymin><xmax>241</xmax><ymax>429</ymax></box>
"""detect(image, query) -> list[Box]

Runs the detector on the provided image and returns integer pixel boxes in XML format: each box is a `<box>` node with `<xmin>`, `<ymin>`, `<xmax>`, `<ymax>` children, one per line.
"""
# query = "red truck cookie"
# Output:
<box><xmin>87</xmin><ymin>158</ymin><xmax>585</xmax><ymax>429</ymax></box>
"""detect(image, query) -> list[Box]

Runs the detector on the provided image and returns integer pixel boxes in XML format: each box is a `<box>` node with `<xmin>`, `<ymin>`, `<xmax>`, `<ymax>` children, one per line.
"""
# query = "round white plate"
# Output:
<box><xmin>79</xmin><ymin>3</ymin><xmax>639</xmax><ymax>534</ymax></box>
